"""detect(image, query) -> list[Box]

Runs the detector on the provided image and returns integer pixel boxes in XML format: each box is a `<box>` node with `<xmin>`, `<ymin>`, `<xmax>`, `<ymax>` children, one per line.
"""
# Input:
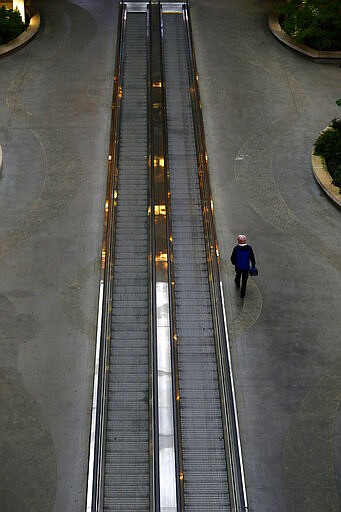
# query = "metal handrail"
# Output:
<box><xmin>182</xmin><ymin>3</ymin><xmax>249</xmax><ymax>511</ymax></box>
<box><xmin>159</xmin><ymin>3</ymin><xmax>185</xmax><ymax>509</ymax></box>
<box><xmin>85</xmin><ymin>3</ymin><xmax>126</xmax><ymax>511</ymax></box>
<box><xmin>148</xmin><ymin>3</ymin><xmax>162</xmax><ymax>509</ymax></box>
<box><xmin>148</xmin><ymin>2</ymin><xmax>183</xmax><ymax>510</ymax></box>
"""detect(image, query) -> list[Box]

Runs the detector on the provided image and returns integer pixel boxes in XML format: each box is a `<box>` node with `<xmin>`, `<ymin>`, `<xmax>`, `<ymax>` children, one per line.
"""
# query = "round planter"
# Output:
<box><xmin>0</xmin><ymin>4</ymin><xmax>40</xmax><ymax>58</ymax></box>
<box><xmin>269</xmin><ymin>12</ymin><xmax>341</xmax><ymax>63</ymax></box>
<box><xmin>311</xmin><ymin>150</ymin><xmax>341</xmax><ymax>208</ymax></box>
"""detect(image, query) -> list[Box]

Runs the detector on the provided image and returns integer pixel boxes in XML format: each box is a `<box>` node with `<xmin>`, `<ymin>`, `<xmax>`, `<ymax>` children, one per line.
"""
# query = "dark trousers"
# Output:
<box><xmin>235</xmin><ymin>269</ymin><xmax>249</xmax><ymax>298</ymax></box>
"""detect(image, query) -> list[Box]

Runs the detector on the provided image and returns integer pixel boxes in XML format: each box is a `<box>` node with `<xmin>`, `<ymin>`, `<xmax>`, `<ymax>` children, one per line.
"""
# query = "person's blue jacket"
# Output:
<box><xmin>230</xmin><ymin>244</ymin><xmax>256</xmax><ymax>271</ymax></box>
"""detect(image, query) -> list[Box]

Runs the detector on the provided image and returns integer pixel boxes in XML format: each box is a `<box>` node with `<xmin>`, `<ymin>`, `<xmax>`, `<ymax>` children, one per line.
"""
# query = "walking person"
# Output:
<box><xmin>230</xmin><ymin>234</ymin><xmax>256</xmax><ymax>299</ymax></box>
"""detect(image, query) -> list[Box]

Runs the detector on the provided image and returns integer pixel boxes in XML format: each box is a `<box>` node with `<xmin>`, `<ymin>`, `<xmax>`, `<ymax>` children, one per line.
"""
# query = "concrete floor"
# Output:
<box><xmin>0</xmin><ymin>0</ymin><xmax>340</xmax><ymax>511</ymax></box>
<box><xmin>0</xmin><ymin>0</ymin><xmax>117</xmax><ymax>510</ymax></box>
<box><xmin>190</xmin><ymin>1</ymin><xmax>341</xmax><ymax>511</ymax></box>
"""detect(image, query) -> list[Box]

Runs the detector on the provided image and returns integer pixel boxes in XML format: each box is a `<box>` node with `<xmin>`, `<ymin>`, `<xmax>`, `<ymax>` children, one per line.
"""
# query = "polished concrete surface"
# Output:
<box><xmin>0</xmin><ymin>0</ymin><xmax>117</xmax><ymax>510</ymax></box>
<box><xmin>191</xmin><ymin>1</ymin><xmax>341</xmax><ymax>511</ymax></box>
<box><xmin>0</xmin><ymin>0</ymin><xmax>340</xmax><ymax>511</ymax></box>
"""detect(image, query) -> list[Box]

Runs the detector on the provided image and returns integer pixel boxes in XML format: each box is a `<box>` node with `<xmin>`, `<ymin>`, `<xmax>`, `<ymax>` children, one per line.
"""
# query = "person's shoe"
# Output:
<box><xmin>240</xmin><ymin>293</ymin><xmax>245</xmax><ymax>299</ymax></box>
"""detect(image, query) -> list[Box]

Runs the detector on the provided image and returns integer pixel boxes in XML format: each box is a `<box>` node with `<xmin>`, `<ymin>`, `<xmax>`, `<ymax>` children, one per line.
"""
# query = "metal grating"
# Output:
<box><xmin>103</xmin><ymin>12</ymin><xmax>150</xmax><ymax>512</ymax></box>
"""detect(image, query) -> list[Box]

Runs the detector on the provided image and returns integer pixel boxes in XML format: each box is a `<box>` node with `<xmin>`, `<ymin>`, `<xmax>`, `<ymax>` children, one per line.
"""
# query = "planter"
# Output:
<box><xmin>269</xmin><ymin>12</ymin><xmax>341</xmax><ymax>63</ymax></box>
<box><xmin>0</xmin><ymin>2</ymin><xmax>40</xmax><ymax>58</ymax></box>
<box><xmin>311</xmin><ymin>150</ymin><xmax>341</xmax><ymax>207</ymax></box>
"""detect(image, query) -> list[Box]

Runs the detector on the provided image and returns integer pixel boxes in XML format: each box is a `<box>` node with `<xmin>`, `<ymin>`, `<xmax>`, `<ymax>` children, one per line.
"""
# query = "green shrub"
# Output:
<box><xmin>276</xmin><ymin>0</ymin><xmax>341</xmax><ymax>51</ymax></box>
<box><xmin>314</xmin><ymin>119</ymin><xmax>341</xmax><ymax>190</ymax></box>
<box><xmin>330</xmin><ymin>118</ymin><xmax>341</xmax><ymax>131</ymax></box>
<box><xmin>0</xmin><ymin>6</ymin><xmax>25</xmax><ymax>45</ymax></box>
<box><xmin>332</xmin><ymin>165</ymin><xmax>341</xmax><ymax>189</ymax></box>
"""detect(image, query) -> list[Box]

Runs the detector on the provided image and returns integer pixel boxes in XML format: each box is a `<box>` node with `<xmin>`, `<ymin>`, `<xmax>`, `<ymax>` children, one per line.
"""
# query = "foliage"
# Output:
<box><xmin>0</xmin><ymin>6</ymin><xmax>25</xmax><ymax>45</ymax></box>
<box><xmin>314</xmin><ymin>119</ymin><xmax>341</xmax><ymax>190</ymax></box>
<box><xmin>276</xmin><ymin>0</ymin><xmax>341</xmax><ymax>51</ymax></box>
